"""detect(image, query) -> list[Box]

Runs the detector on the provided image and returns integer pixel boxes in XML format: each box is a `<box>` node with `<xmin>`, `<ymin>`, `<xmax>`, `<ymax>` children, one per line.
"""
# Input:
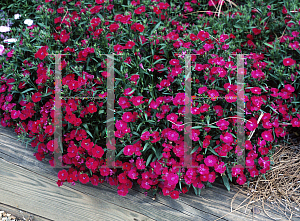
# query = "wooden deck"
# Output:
<box><xmin>0</xmin><ymin>126</ymin><xmax>298</xmax><ymax>221</ymax></box>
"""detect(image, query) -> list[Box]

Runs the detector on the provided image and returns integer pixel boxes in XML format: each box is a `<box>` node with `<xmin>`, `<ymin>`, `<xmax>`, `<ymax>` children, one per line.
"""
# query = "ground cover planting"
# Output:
<box><xmin>0</xmin><ymin>0</ymin><xmax>299</xmax><ymax>199</ymax></box>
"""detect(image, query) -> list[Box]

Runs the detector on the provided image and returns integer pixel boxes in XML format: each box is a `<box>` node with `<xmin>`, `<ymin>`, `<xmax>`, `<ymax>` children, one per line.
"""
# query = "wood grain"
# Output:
<box><xmin>132</xmin><ymin>182</ymin><xmax>260</xmax><ymax>221</ymax></box>
<box><xmin>0</xmin><ymin>133</ymin><xmax>212</xmax><ymax>221</ymax></box>
<box><xmin>0</xmin><ymin>158</ymin><xmax>153</xmax><ymax>221</ymax></box>
<box><xmin>0</xmin><ymin>125</ymin><xmax>298</xmax><ymax>221</ymax></box>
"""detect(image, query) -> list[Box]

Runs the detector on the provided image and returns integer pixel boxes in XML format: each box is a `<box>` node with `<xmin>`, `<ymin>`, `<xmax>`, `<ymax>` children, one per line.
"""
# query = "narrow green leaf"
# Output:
<box><xmin>206</xmin><ymin>182</ymin><xmax>213</xmax><ymax>188</ymax></box>
<box><xmin>198</xmin><ymin>188</ymin><xmax>201</xmax><ymax>196</ymax></box>
<box><xmin>41</xmin><ymin>92</ymin><xmax>52</xmax><ymax>97</ymax></box>
<box><xmin>95</xmin><ymin>126</ymin><xmax>99</xmax><ymax>138</ymax></box>
<box><xmin>157</xmin><ymin>67</ymin><xmax>168</xmax><ymax>72</ymax></box>
<box><xmin>192</xmin><ymin>185</ymin><xmax>198</xmax><ymax>195</ymax></box>
<box><xmin>150</xmin><ymin>21</ymin><xmax>162</xmax><ymax>36</ymax></box>
<box><xmin>192</xmin><ymin>126</ymin><xmax>202</xmax><ymax>129</ymax></box>
<box><xmin>264</xmin><ymin>42</ymin><xmax>274</xmax><ymax>49</ymax></box>
<box><xmin>143</xmin><ymin>142</ymin><xmax>149</xmax><ymax>151</ymax></box>
<box><xmin>222</xmin><ymin>175</ymin><xmax>230</xmax><ymax>191</ymax></box>
<box><xmin>153</xmin><ymin>58</ymin><xmax>166</xmax><ymax>65</ymax></box>
<box><xmin>115</xmin><ymin>149</ymin><xmax>124</xmax><ymax>159</ymax></box>
<box><xmin>137</xmin><ymin>122</ymin><xmax>144</xmax><ymax>132</ymax></box>
<box><xmin>209</xmin><ymin>147</ymin><xmax>219</xmax><ymax>156</ymax></box>
<box><xmin>82</xmin><ymin>124</ymin><xmax>93</xmax><ymax>138</ymax></box>
<box><xmin>86</xmin><ymin>130</ymin><xmax>94</xmax><ymax>139</ymax></box>
<box><xmin>127</xmin><ymin>89</ymin><xmax>135</xmax><ymax>95</ymax></box>
<box><xmin>226</xmin><ymin>167</ymin><xmax>232</xmax><ymax>182</ymax></box>
<box><xmin>146</xmin><ymin>154</ymin><xmax>153</xmax><ymax>166</ymax></box>
<box><xmin>132</xmin><ymin>132</ymin><xmax>139</xmax><ymax>136</ymax></box>
<box><xmin>21</xmin><ymin>88</ymin><xmax>36</xmax><ymax>94</ymax></box>
<box><xmin>191</xmin><ymin>146</ymin><xmax>200</xmax><ymax>154</ymax></box>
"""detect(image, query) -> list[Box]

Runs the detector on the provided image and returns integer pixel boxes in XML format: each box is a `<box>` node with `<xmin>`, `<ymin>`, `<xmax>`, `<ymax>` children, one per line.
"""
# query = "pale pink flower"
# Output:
<box><xmin>0</xmin><ymin>26</ymin><xmax>10</xmax><ymax>32</ymax></box>
<box><xmin>3</xmin><ymin>38</ymin><xmax>17</xmax><ymax>44</ymax></box>
<box><xmin>0</xmin><ymin>45</ymin><xmax>4</xmax><ymax>55</ymax></box>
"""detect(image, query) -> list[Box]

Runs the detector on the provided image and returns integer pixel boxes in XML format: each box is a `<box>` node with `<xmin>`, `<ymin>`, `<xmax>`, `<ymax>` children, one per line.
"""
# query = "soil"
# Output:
<box><xmin>0</xmin><ymin>211</ymin><xmax>33</xmax><ymax>221</ymax></box>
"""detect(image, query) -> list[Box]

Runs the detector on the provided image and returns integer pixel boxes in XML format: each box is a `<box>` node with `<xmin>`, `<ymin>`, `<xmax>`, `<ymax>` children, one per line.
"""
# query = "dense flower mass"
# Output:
<box><xmin>0</xmin><ymin>0</ymin><xmax>299</xmax><ymax>200</ymax></box>
<box><xmin>34</xmin><ymin>46</ymin><xmax>49</xmax><ymax>60</ymax></box>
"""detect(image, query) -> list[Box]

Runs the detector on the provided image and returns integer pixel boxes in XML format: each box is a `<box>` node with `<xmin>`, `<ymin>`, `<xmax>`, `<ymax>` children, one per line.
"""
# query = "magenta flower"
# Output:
<box><xmin>81</xmin><ymin>139</ymin><xmax>94</xmax><ymax>150</ymax></box>
<box><xmin>197</xmin><ymin>164</ymin><xmax>209</xmax><ymax>175</ymax></box>
<box><xmin>118</xmin><ymin>97</ymin><xmax>131</xmax><ymax>109</ymax></box>
<box><xmin>167</xmin><ymin>173</ymin><xmax>179</xmax><ymax>185</ymax></box>
<box><xmin>139</xmin><ymin>63</ymin><xmax>145</xmax><ymax>70</ymax></box>
<box><xmin>128</xmin><ymin>169</ymin><xmax>138</xmax><ymax>179</ymax></box>
<box><xmin>283</xmin><ymin>58</ymin><xmax>296</xmax><ymax>66</ymax></box>
<box><xmin>173</xmin><ymin>93</ymin><xmax>186</xmax><ymax>106</ymax></box>
<box><xmin>115</xmin><ymin>120</ymin><xmax>128</xmax><ymax>130</ymax></box>
<box><xmin>204</xmin><ymin>155</ymin><xmax>218</xmax><ymax>167</ymax></box>
<box><xmin>197</xmin><ymin>31</ymin><xmax>209</xmax><ymax>41</ymax></box>
<box><xmin>122</xmin><ymin>112</ymin><xmax>134</xmax><ymax>122</ymax></box>
<box><xmin>231</xmin><ymin>164</ymin><xmax>244</xmax><ymax>177</ymax></box>
<box><xmin>216</xmin><ymin>119</ymin><xmax>229</xmax><ymax>130</ymax></box>
<box><xmin>170</xmin><ymin>190</ymin><xmax>179</xmax><ymax>199</ymax></box>
<box><xmin>291</xmin><ymin>118</ymin><xmax>300</xmax><ymax>127</ymax></box>
<box><xmin>207</xmin><ymin>89</ymin><xmax>219</xmax><ymax>101</ymax></box>
<box><xmin>129</xmin><ymin>96</ymin><xmax>144</xmax><ymax>106</ymax></box>
<box><xmin>198</xmin><ymin>86</ymin><xmax>207</xmax><ymax>94</ymax></box>
<box><xmin>261</xmin><ymin>130</ymin><xmax>274</xmax><ymax>142</ymax></box>
<box><xmin>167</xmin><ymin>130</ymin><xmax>179</xmax><ymax>141</ymax></box>
<box><xmin>246</xmin><ymin>118</ymin><xmax>258</xmax><ymax>131</ymax></box>
<box><xmin>251</xmin><ymin>69</ymin><xmax>265</xmax><ymax>81</ymax></box>
<box><xmin>124</xmin><ymin>145</ymin><xmax>135</xmax><ymax>156</ymax></box>
<box><xmin>208</xmin><ymin>172</ymin><xmax>216</xmax><ymax>183</ymax></box>
<box><xmin>245</xmin><ymin>140</ymin><xmax>253</xmax><ymax>150</ymax></box>
<box><xmin>190</xmin><ymin>129</ymin><xmax>200</xmax><ymax>141</ymax></box>
<box><xmin>236</xmin><ymin>174</ymin><xmax>247</xmax><ymax>185</ymax></box>
<box><xmin>167</xmin><ymin>113</ymin><xmax>178</xmax><ymax>123</ymax></box>
<box><xmin>169</xmin><ymin>59</ymin><xmax>180</xmax><ymax>65</ymax></box>
<box><xmin>11</xmin><ymin>110</ymin><xmax>21</xmax><ymax>119</ymax></box>
<box><xmin>284</xmin><ymin>84</ymin><xmax>295</xmax><ymax>92</ymax></box>
<box><xmin>220</xmin><ymin>132</ymin><xmax>233</xmax><ymax>144</ymax></box>
<box><xmin>124</xmin><ymin>88</ymin><xmax>133</xmax><ymax>96</ymax></box>
<box><xmin>199</xmin><ymin>103</ymin><xmax>210</xmax><ymax>113</ymax></box>
<box><xmin>214</xmin><ymin>161</ymin><xmax>226</xmax><ymax>174</ymax></box>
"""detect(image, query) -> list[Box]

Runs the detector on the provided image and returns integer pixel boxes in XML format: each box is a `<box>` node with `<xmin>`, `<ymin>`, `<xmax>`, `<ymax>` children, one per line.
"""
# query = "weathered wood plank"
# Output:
<box><xmin>0</xmin><ymin>131</ymin><xmax>215</xmax><ymax>220</ymax></box>
<box><xmin>0</xmin><ymin>150</ymin><xmax>214</xmax><ymax>220</ymax></box>
<box><xmin>0</xmin><ymin>126</ymin><xmax>23</xmax><ymax>141</ymax></box>
<box><xmin>131</xmin><ymin>183</ymin><xmax>257</xmax><ymax>221</ymax></box>
<box><xmin>130</xmin><ymin>169</ymin><xmax>295</xmax><ymax>221</ymax></box>
<box><xmin>1</xmin><ymin>125</ymin><xmax>297</xmax><ymax>221</ymax></box>
<box><xmin>0</xmin><ymin>127</ymin><xmax>225</xmax><ymax>220</ymax></box>
<box><xmin>0</xmin><ymin>132</ymin><xmax>61</xmax><ymax>177</ymax></box>
<box><xmin>88</xmin><ymin>182</ymin><xmax>222</xmax><ymax>221</ymax></box>
<box><xmin>129</xmin><ymin>168</ymin><xmax>289</xmax><ymax>221</ymax></box>
<box><xmin>0</xmin><ymin>158</ymin><xmax>154</xmax><ymax>221</ymax></box>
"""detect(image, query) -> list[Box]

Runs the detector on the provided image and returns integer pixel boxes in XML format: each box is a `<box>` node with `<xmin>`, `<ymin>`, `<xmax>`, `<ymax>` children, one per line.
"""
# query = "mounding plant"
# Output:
<box><xmin>0</xmin><ymin>0</ymin><xmax>299</xmax><ymax>199</ymax></box>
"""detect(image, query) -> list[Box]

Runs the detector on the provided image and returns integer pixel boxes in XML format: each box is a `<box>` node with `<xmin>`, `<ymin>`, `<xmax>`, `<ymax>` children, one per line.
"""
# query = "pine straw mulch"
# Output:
<box><xmin>230</xmin><ymin>135</ymin><xmax>300</xmax><ymax>220</ymax></box>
